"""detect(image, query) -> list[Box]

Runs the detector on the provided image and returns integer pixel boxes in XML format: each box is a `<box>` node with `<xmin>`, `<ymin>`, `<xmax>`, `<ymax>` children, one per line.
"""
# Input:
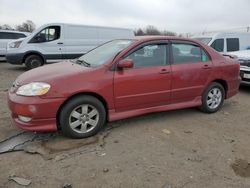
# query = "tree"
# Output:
<box><xmin>0</xmin><ymin>24</ymin><xmax>13</xmax><ymax>30</ymax></box>
<box><xmin>16</xmin><ymin>20</ymin><xmax>36</xmax><ymax>32</ymax></box>
<box><xmin>134</xmin><ymin>25</ymin><xmax>176</xmax><ymax>36</ymax></box>
<box><xmin>134</xmin><ymin>28</ymin><xmax>144</xmax><ymax>36</ymax></box>
<box><xmin>162</xmin><ymin>30</ymin><xmax>176</xmax><ymax>36</ymax></box>
<box><xmin>145</xmin><ymin>25</ymin><xmax>161</xmax><ymax>35</ymax></box>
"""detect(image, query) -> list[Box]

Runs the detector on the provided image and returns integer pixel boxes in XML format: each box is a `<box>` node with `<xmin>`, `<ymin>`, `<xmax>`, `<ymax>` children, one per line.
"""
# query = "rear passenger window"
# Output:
<box><xmin>124</xmin><ymin>44</ymin><xmax>168</xmax><ymax>68</ymax></box>
<box><xmin>172</xmin><ymin>43</ymin><xmax>209</xmax><ymax>64</ymax></box>
<box><xmin>0</xmin><ymin>32</ymin><xmax>12</xmax><ymax>39</ymax></box>
<box><xmin>211</xmin><ymin>39</ymin><xmax>224</xmax><ymax>52</ymax></box>
<box><xmin>13</xmin><ymin>33</ymin><xmax>26</xmax><ymax>39</ymax></box>
<box><xmin>227</xmin><ymin>38</ymin><xmax>239</xmax><ymax>52</ymax></box>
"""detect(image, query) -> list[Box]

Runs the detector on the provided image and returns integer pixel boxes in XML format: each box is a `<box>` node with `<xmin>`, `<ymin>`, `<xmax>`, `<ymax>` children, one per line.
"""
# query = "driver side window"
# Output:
<box><xmin>124</xmin><ymin>44</ymin><xmax>168</xmax><ymax>68</ymax></box>
<box><xmin>30</xmin><ymin>26</ymin><xmax>60</xmax><ymax>43</ymax></box>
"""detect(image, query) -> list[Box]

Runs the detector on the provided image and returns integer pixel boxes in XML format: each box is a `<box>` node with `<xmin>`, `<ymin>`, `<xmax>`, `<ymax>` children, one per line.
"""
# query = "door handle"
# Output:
<box><xmin>202</xmin><ymin>64</ymin><xmax>211</xmax><ymax>69</ymax></box>
<box><xmin>159</xmin><ymin>69</ymin><xmax>170</xmax><ymax>74</ymax></box>
<box><xmin>57</xmin><ymin>42</ymin><xmax>63</xmax><ymax>45</ymax></box>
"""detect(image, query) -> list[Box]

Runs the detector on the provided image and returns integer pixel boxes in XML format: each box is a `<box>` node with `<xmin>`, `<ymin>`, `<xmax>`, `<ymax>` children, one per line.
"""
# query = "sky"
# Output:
<box><xmin>0</xmin><ymin>0</ymin><xmax>250</xmax><ymax>34</ymax></box>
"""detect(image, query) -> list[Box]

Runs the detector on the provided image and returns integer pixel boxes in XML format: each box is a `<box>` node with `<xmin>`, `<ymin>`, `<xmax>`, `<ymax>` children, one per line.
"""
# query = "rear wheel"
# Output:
<box><xmin>59</xmin><ymin>95</ymin><xmax>106</xmax><ymax>138</ymax></box>
<box><xmin>24</xmin><ymin>55</ymin><xmax>43</xmax><ymax>70</ymax></box>
<box><xmin>200</xmin><ymin>82</ymin><xmax>225</xmax><ymax>113</ymax></box>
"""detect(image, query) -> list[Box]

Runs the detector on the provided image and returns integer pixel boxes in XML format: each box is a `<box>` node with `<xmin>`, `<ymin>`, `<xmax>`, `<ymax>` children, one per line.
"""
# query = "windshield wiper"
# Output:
<box><xmin>75</xmin><ymin>59</ymin><xmax>91</xmax><ymax>67</ymax></box>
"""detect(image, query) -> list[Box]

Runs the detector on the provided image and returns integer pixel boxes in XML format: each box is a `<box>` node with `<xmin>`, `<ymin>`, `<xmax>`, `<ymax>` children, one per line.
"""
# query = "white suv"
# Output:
<box><xmin>0</xmin><ymin>30</ymin><xmax>30</xmax><ymax>61</ymax></box>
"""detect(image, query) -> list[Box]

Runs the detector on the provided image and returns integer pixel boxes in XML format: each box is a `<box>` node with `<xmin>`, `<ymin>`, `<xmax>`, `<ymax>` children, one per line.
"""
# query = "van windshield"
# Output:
<box><xmin>78</xmin><ymin>39</ymin><xmax>136</xmax><ymax>67</ymax></box>
<box><xmin>194</xmin><ymin>37</ymin><xmax>212</xmax><ymax>44</ymax></box>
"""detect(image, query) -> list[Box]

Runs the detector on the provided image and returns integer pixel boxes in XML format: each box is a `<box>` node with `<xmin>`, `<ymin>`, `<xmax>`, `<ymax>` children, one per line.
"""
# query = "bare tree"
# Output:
<box><xmin>134</xmin><ymin>28</ymin><xmax>144</xmax><ymax>36</ymax></box>
<box><xmin>145</xmin><ymin>25</ymin><xmax>161</xmax><ymax>35</ymax></box>
<box><xmin>162</xmin><ymin>30</ymin><xmax>176</xmax><ymax>36</ymax></box>
<box><xmin>0</xmin><ymin>24</ymin><xmax>13</xmax><ymax>30</ymax></box>
<box><xmin>134</xmin><ymin>25</ymin><xmax>176</xmax><ymax>36</ymax></box>
<box><xmin>16</xmin><ymin>20</ymin><xmax>36</xmax><ymax>32</ymax></box>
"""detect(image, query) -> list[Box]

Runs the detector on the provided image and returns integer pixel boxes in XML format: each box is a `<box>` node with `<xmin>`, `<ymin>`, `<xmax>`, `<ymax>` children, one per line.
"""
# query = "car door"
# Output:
<box><xmin>114</xmin><ymin>41</ymin><xmax>172</xmax><ymax>111</ymax></box>
<box><xmin>29</xmin><ymin>26</ymin><xmax>63</xmax><ymax>60</ymax></box>
<box><xmin>170</xmin><ymin>40</ymin><xmax>213</xmax><ymax>103</ymax></box>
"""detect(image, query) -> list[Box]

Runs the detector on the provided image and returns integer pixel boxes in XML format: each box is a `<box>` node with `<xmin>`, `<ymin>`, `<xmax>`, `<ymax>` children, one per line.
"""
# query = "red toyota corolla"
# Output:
<box><xmin>8</xmin><ymin>36</ymin><xmax>240</xmax><ymax>138</ymax></box>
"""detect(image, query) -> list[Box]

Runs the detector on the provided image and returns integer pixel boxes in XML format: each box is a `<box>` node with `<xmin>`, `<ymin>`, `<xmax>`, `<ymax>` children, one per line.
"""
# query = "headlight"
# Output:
<box><xmin>16</xmin><ymin>82</ymin><xmax>51</xmax><ymax>96</ymax></box>
<box><xmin>9</xmin><ymin>40</ymin><xmax>23</xmax><ymax>48</ymax></box>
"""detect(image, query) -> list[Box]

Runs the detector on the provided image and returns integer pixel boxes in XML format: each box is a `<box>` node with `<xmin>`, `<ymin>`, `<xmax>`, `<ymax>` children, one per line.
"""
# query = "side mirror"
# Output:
<box><xmin>117</xmin><ymin>59</ymin><xmax>134</xmax><ymax>69</ymax></box>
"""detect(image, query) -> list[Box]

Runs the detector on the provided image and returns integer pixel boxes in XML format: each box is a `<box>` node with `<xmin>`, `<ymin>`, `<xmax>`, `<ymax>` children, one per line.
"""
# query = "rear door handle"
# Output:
<box><xmin>159</xmin><ymin>69</ymin><xmax>170</xmax><ymax>74</ymax></box>
<box><xmin>57</xmin><ymin>42</ymin><xmax>63</xmax><ymax>45</ymax></box>
<box><xmin>202</xmin><ymin>64</ymin><xmax>211</xmax><ymax>69</ymax></box>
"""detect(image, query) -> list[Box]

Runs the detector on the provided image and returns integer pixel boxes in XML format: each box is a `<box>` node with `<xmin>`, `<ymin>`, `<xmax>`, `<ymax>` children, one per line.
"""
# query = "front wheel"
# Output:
<box><xmin>24</xmin><ymin>55</ymin><xmax>43</xmax><ymax>70</ymax></box>
<box><xmin>59</xmin><ymin>95</ymin><xmax>106</xmax><ymax>138</ymax></box>
<box><xmin>200</xmin><ymin>82</ymin><xmax>225</xmax><ymax>113</ymax></box>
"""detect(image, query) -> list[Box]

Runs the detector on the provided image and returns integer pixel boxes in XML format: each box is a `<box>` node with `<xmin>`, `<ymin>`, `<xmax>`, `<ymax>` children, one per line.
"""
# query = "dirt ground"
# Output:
<box><xmin>1</xmin><ymin>62</ymin><xmax>250</xmax><ymax>188</ymax></box>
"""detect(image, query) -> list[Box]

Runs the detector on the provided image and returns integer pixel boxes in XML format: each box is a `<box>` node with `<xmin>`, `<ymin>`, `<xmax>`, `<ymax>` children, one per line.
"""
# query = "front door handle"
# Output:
<box><xmin>202</xmin><ymin>64</ymin><xmax>211</xmax><ymax>69</ymax></box>
<box><xmin>159</xmin><ymin>69</ymin><xmax>170</xmax><ymax>74</ymax></box>
<box><xmin>57</xmin><ymin>42</ymin><xmax>63</xmax><ymax>45</ymax></box>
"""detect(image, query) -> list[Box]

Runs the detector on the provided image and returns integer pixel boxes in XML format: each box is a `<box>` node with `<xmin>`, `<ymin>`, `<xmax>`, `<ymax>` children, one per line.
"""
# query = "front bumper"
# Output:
<box><xmin>6</xmin><ymin>53</ymin><xmax>24</xmax><ymax>65</ymax></box>
<box><xmin>8</xmin><ymin>92</ymin><xmax>66</xmax><ymax>132</ymax></box>
<box><xmin>240</xmin><ymin>66</ymin><xmax>250</xmax><ymax>85</ymax></box>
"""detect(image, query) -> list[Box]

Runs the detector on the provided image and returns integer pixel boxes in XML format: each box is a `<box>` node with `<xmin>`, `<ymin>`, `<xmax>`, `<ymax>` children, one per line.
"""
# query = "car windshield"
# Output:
<box><xmin>194</xmin><ymin>37</ymin><xmax>212</xmax><ymax>44</ymax></box>
<box><xmin>78</xmin><ymin>39</ymin><xmax>136</xmax><ymax>67</ymax></box>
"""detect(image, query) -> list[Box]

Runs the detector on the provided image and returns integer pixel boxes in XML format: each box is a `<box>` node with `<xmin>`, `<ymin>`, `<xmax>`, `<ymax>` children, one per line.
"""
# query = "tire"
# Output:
<box><xmin>199</xmin><ymin>82</ymin><xmax>225</xmax><ymax>113</ymax></box>
<box><xmin>59</xmin><ymin>95</ymin><xmax>106</xmax><ymax>139</ymax></box>
<box><xmin>24</xmin><ymin>55</ymin><xmax>43</xmax><ymax>70</ymax></box>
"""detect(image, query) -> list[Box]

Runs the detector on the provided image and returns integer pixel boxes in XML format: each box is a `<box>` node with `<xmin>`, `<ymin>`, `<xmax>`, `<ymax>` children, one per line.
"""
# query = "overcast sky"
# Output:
<box><xmin>0</xmin><ymin>0</ymin><xmax>249</xmax><ymax>33</ymax></box>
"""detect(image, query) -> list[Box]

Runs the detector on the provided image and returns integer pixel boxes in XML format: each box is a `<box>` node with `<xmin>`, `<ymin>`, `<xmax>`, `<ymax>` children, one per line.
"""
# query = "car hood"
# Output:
<box><xmin>16</xmin><ymin>61</ymin><xmax>92</xmax><ymax>85</ymax></box>
<box><xmin>228</xmin><ymin>50</ymin><xmax>250</xmax><ymax>60</ymax></box>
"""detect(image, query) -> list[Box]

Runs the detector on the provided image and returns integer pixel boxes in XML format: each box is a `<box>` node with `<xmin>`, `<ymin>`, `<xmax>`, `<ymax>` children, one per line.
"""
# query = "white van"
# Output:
<box><xmin>193</xmin><ymin>32</ymin><xmax>250</xmax><ymax>53</ymax></box>
<box><xmin>6</xmin><ymin>23</ymin><xmax>134</xmax><ymax>69</ymax></box>
<box><xmin>0</xmin><ymin>30</ymin><xmax>30</xmax><ymax>61</ymax></box>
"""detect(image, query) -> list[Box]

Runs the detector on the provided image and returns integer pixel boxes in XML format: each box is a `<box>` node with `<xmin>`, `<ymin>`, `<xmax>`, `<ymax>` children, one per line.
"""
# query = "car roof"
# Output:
<box><xmin>134</xmin><ymin>35</ymin><xmax>202</xmax><ymax>44</ymax></box>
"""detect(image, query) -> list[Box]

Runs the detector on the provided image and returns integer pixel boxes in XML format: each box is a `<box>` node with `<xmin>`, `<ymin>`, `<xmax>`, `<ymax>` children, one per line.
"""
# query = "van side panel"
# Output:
<box><xmin>63</xmin><ymin>25</ymin><xmax>100</xmax><ymax>58</ymax></box>
<box><xmin>63</xmin><ymin>25</ymin><xmax>134</xmax><ymax>59</ymax></box>
<box><xmin>98</xmin><ymin>28</ymin><xmax>134</xmax><ymax>44</ymax></box>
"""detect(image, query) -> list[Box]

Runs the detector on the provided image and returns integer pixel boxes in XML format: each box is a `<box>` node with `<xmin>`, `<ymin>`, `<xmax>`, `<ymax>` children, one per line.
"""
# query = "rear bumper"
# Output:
<box><xmin>6</xmin><ymin>53</ymin><xmax>24</xmax><ymax>65</ymax></box>
<box><xmin>226</xmin><ymin>76</ymin><xmax>241</xmax><ymax>99</ymax></box>
<box><xmin>8</xmin><ymin>92</ymin><xmax>66</xmax><ymax>132</ymax></box>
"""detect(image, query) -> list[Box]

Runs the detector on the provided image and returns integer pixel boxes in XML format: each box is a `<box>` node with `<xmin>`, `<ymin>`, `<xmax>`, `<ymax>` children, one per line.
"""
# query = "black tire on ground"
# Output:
<box><xmin>59</xmin><ymin>95</ymin><xmax>106</xmax><ymax>139</ymax></box>
<box><xmin>24</xmin><ymin>55</ymin><xmax>43</xmax><ymax>70</ymax></box>
<box><xmin>199</xmin><ymin>82</ymin><xmax>225</xmax><ymax>113</ymax></box>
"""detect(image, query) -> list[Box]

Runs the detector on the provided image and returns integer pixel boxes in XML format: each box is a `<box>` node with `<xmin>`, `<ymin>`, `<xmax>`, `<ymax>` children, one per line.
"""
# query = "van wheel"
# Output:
<box><xmin>24</xmin><ymin>55</ymin><xmax>43</xmax><ymax>70</ymax></box>
<box><xmin>59</xmin><ymin>95</ymin><xmax>106</xmax><ymax>139</ymax></box>
<box><xmin>200</xmin><ymin>82</ymin><xmax>225</xmax><ymax>113</ymax></box>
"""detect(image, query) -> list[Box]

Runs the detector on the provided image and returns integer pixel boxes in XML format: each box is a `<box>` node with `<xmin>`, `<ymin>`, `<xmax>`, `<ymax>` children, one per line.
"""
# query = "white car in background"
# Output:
<box><xmin>228</xmin><ymin>50</ymin><xmax>250</xmax><ymax>85</ymax></box>
<box><xmin>0</xmin><ymin>30</ymin><xmax>30</xmax><ymax>61</ymax></box>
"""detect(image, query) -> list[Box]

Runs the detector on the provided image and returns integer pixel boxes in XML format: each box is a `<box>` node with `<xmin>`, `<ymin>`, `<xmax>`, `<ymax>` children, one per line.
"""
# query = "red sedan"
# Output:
<box><xmin>8</xmin><ymin>36</ymin><xmax>240</xmax><ymax>138</ymax></box>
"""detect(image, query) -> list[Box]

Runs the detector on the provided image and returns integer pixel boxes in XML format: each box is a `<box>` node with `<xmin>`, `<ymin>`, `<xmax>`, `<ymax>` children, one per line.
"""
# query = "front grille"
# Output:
<box><xmin>239</xmin><ymin>59</ymin><xmax>250</xmax><ymax>67</ymax></box>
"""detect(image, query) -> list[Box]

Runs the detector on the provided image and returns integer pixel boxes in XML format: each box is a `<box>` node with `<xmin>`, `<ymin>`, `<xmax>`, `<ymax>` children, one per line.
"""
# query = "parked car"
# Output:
<box><xmin>193</xmin><ymin>32</ymin><xmax>250</xmax><ymax>53</ymax></box>
<box><xmin>228</xmin><ymin>50</ymin><xmax>250</xmax><ymax>85</ymax></box>
<box><xmin>0</xmin><ymin>30</ymin><xmax>30</xmax><ymax>61</ymax></box>
<box><xmin>8</xmin><ymin>36</ymin><xmax>240</xmax><ymax>138</ymax></box>
<box><xmin>6</xmin><ymin>23</ymin><xmax>134</xmax><ymax>69</ymax></box>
